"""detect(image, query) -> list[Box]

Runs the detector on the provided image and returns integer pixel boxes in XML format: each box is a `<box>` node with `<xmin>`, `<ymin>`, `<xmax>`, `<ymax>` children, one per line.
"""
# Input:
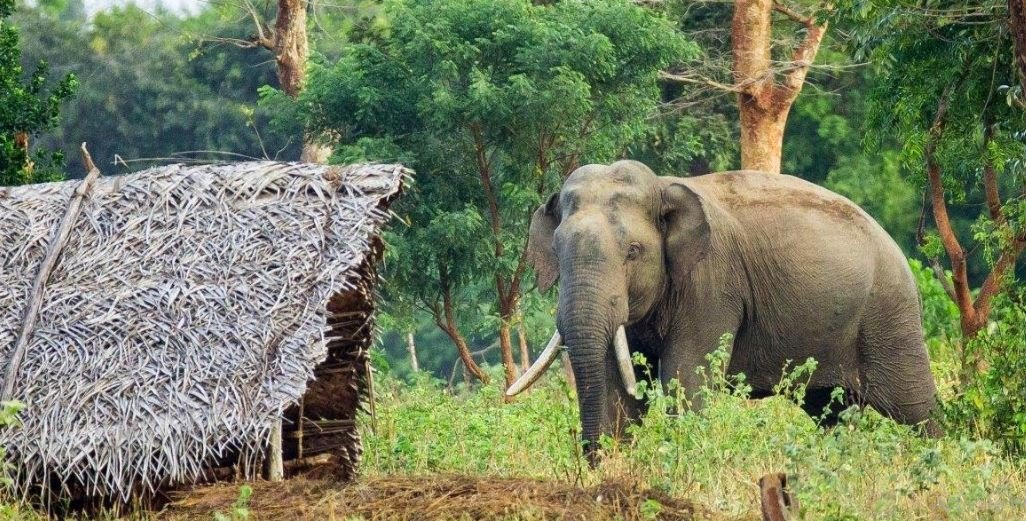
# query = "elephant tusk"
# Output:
<box><xmin>505</xmin><ymin>330</ymin><xmax>562</xmax><ymax>397</ymax></box>
<box><xmin>614</xmin><ymin>325</ymin><xmax>638</xmax><ymax>397</ymax></box>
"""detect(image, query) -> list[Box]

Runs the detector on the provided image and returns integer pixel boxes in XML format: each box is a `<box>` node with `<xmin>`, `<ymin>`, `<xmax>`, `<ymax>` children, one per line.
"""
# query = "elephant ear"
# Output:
<box><xmin>527</xmin><ymin>193</ymin><xmax>561</xmax><ymax>292</ymax></box>
<box><xmin>661</xmin><ymin>182</ymin><xmax>711</xmax><ymax>285</ymax></box>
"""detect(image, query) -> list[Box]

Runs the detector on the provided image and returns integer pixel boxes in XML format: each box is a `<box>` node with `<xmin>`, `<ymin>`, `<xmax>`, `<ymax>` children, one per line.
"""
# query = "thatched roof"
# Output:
<box><xmin>0</xmin><ymin>161</ymin><xmax>407</xmax><ymax>500</ymax></box>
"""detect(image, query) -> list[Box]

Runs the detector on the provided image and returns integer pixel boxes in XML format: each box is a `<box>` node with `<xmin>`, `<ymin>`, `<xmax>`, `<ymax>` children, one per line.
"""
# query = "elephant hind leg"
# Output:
<box><xmin>800</xmin><ymin>387</ymin><xmax>856</xmax><ymax>426</ymax></box>
<box><xmin>855</xmin><ymin>309</ymin><xmax>941</xmax><ymax>436</ymax></box>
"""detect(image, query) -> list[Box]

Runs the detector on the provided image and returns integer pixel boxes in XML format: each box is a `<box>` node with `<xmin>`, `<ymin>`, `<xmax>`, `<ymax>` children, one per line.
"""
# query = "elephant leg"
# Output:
<box><xmin>857</xmin><ymin>301</ymin><xmax>941</xmax><ymax>436</ymax></box>
<box><xmin>658</xmin><ymin>309</ymin><xmax>742</xmax><ymax>411</ymax></box>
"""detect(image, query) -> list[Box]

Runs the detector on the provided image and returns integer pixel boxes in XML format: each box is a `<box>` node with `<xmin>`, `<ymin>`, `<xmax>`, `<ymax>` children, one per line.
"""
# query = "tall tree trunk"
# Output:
<box><xmin>923</xmin><ymin>79</ymin><xmax>1026</xmax><ymax>382</ymax></box>
<box><xmin>270</xmin><ymin>0</ymin><xmax>331</xmax><ymax>162</ymax></box>
<box><xmin>406</xmin><ymin>332</ymin><xmax>419</xmax><ymax>372</ymax></box>
<box><xmin>731</xmin><ymin>0</ymin><xmax>826</xmax><ymax>174</ymax></box>
<box><xmin>516</xmin><ymin>320</ymin><xmax>530</xmax><ymax>373</ymax></box>
<box><xmin>498</xmin><ymin>315</ymin><xmax>517</xmax><ymax>400</ymax></box>
<box><xmin>1009</xmin><ymin>0</ymin><xmax>1026</xmax><ymax>97</ymax></box>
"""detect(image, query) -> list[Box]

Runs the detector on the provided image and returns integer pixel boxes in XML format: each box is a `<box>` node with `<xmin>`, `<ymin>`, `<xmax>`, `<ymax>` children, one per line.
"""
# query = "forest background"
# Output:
<box><xmin>6</xmin><ymin>0</ymin><xmax>1026</xmax><ymax>461</ymax></box>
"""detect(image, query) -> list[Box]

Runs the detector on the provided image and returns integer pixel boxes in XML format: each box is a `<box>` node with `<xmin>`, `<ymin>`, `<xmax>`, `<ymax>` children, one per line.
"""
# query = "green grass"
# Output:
<box><xmin>363</xmin><ymin>352</ymin><xmax>1026</xmax><ymax>520</ymax></box>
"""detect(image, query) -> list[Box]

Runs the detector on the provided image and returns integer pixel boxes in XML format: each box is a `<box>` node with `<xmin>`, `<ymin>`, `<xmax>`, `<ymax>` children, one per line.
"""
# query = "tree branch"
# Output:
<box><xmin>243</xmin><ymin>0</ymin><xmax>275</xmax><ymax>50</ymax></box>
<box><xmin>917</xmin><ymin>193</ymin><xmax>958</xmax><ymax>301</ymax></box>
<box><xmin>982</xmin><ymin>121</ymin><xmax>1005</xmax><ymax>223</ymax></box>
<box><xmin>772</xmin><ymin>1</ymin><xmax>813</xmax><ymax>25</ymax></box>
<box><xmin>776</xmin><ymin>19</ymin><xmax>827</xmax><ymax>101</ymax></box>
<box><xmin>974</xmin><ymin>235</ymin><xmax>1026</xmax><ymax>320</ymax></box>
<box><xmin>925</xmin><ymin>82</ymin><xmax>977</xmax><ymax>331</ymax></box>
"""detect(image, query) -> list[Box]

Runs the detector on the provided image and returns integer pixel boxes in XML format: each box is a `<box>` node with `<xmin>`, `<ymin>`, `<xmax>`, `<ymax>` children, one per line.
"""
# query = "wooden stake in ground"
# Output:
<box><xmin>759</xmin><ymin>473</ymin><xmax>798</xmax><ymax>521</ymax></box>
<box><xmin>731</xmin><ymin>0</ymin><xmax>826</xmax><ymax>174</ymax></box>
<box><xmin>267</xmin><ymin>419</ymin><xmax>284</xmax><ymax>481</ymax></box>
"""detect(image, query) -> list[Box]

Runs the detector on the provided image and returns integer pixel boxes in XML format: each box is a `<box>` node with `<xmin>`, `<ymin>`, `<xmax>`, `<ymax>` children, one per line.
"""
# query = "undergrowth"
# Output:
<box><xmin>364</xmin><ymin>344</ymin><xmax>1026</xmax><ymax>520</ymax></box>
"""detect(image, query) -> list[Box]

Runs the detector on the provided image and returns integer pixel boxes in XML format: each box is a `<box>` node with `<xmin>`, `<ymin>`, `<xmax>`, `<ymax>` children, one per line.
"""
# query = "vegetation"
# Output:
<box><xmin>3</xmin><ymin>0</ymin><xmax>1026</xmax><ymax>517</ymax></box>
<box><xmin>0</xmin><ymin>0</ymin><xmax>75</xmax><ymax>185</ymax></box>
<box><xmin>278</xmin><ymin>0</ymin><xmax>694</xmax><ymax>388</ymax></box>
<box><xmin>355</xmin><ymin>261</ymin><xmax>1026</xmax><ymax>520</ymax></box>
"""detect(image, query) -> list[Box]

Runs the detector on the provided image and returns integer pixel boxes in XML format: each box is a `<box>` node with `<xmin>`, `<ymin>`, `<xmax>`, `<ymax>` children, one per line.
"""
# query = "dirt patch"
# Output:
<box><xmin>163</xmin><ymin>475</ymin><xmax>727</xmax><ymax>520</ymax></box>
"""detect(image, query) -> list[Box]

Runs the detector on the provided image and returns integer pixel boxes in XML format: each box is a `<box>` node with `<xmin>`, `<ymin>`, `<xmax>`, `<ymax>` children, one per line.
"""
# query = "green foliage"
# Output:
<box><xmin>278</xmin><ymin>0</ymin><xmax>695</xmax><ymax>348</ymax></box>
<box><xmin>213</xmin><ymin>484</ymin><xmax>253</xmax><ymax>521</ymax></box>
<box><xmin>0</xmin><ymin>401</ymin><xmax>37</xmax><ymax>520</ymax></box>
<box><xmin>0</xmin><ymin>0</ymin><xmax>75</xmax><ymax>186</ymax></box>
<box><xmin>362</xmin><ymin>355</ymin><xmax>1026</xmax><ymax>519</ymax></box>
<box><xmin>944</xmin><ymin>289</ymin><xmax>1026</xmax><ymax>455</ymax></box>
<box><xmin>14</xmin><ymin>2</ymin><xmax>301</xmax><ymax>174</ymax></box>
<box><xmin>836</xmin><ymin>0</ymin><xmax>1026</xmax><ymax>281</ymax></box>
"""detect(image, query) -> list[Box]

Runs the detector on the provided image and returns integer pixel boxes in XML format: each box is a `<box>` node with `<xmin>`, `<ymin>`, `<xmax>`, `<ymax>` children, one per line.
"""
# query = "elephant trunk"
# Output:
<box><xmin>557</xmin><ymin>264</ymin><xmax>626</xmax><ymax>460</ymax></box>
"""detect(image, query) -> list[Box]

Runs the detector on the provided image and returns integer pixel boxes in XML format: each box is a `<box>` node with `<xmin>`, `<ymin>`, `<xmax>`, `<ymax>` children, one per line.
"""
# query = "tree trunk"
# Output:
<box><xmin>406</xmin><ymin>332</ymin><xmax>419</xmax><ymax>372</ymax></box>
<box><xmin>498</xmin><ymin>319</ymin><xmax>517</xmax><ymax>399</ymax></box>
<box><xmin>440</xmin><ymin>321</ymin><xmax>489</xmax><ymax>384</ymax></box>
<box><xmin>271</xmin><ymin>0</ymin><xmax>332</xmax><ymax>163</ymax></box>
<box><xmin>731</xmin><ymin>0</ymin><xmax>825</xmax><ymax>174</ymax></box>
<box><xmin>1009</xmin><ymin>0</ymin><xmax>1026</xmax><ymax>97</ymax></box>
<box><xmin>439</xmin><ymin>265</ymin><xmax>490</xmax><ymax>384</ymax></box>
<box><xmin>516</xmin><ymin>320</ymin><xmax>530</xmax><ymax>373</ymax></box>
<box><xmin>738</xmin><ymin>103</ymin><xmax>788</xmax><ymax>174</ymax></box>
<box><xmin>272</xmin><ymin>0</ymin><xmax>308</xmax><ymax>99</ymax></box>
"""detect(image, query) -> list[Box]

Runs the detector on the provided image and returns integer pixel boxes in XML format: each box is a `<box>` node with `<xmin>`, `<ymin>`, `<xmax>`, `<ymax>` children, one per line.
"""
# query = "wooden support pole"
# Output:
<box><xmin>2</xmin><ymin>143</ymin><xmax>102</xmax><ymax>401</ymax></box>
<box><xmin>268</xmin><ymin>418</ymin><xmax>284</xmax><ymax>482</ymax></box>
<box><xmin>366</xmin><ymin>360</ymin><xmax>377</xmax><ymax>434</ymax></box>
<box><xmin>406</xmin><ymin>332</ymin><xmax>419</xmax><ymax>372</ymax></box>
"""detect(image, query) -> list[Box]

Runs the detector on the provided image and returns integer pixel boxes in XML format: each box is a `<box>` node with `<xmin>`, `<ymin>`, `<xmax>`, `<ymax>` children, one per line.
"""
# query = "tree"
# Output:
<box><xmin>0</xmin><ymin>0</ymin><xmax>75</xmax><ymax>186</ymax></box>
<box><xmin>15</xmin><ymin>3</ymin><xmax>301</xmax><ymax>173</ymax></box>
<box><xmin>280</xmin><ymin>0</ymin><xmax>693</xmax><ymax>388</ymax></box>
<box><xmin>731</xmin><ymin>0</ymin><xmax>827</xmax><ymax>174</ymax></box>
<box><xmin>207</xmin><ymin>0</ymin><xmax>382</xmax><ymax>162</ymax></box>
<box><xmin>661</xmin><ymin>0</ymin><xmax>829</xmax><ymax>174</ymax></box>
<box><xmin>839</xmin><ymin>1</ymin><xmax>1026</xmax><ymax>356</ymax></box>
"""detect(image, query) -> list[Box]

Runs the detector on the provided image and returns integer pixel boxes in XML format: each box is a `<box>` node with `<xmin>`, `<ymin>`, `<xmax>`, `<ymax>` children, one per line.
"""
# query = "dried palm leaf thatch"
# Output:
<box><xmin>0</xmin><ymin>161</ymin><xmax>407</xmax><ymax>501</ymax></box>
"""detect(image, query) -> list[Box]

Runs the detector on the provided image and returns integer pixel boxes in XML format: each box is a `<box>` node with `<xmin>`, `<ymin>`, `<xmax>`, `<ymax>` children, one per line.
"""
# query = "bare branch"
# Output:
<box><xmin>777</xmin><ymin>20</ymin><xmax>827</xmax><ymax>100</ymax></box>
<box><xmin>772</xmin><ymin>1</ymin><xmax>813</xmax><ymax>25</ymax></box>
<box><xmin>243</xmin><ymin>0</ymin><xmax>276</xmax><ymax>49</ymax></box>
<box><xmin>925</xmin><ymin>77</ymin><xmax>978</xmax><ymax>333</ymax></box>
<box><xmin>659</xmin><ymin>71</ymin><xmax>740</xmax><ymax>92</ymax></box>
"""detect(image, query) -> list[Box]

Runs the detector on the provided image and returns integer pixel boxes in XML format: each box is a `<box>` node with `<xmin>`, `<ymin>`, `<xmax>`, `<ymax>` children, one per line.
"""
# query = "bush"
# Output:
<box><xmin>943</xmin><ymin>289</ymin><xmax>1026</xmax><ymax>455</ymax></box>
<box><xmin>361</xmin><ymin>349</ymin><xmax>1026</xmax><ymax>519</ymax></box>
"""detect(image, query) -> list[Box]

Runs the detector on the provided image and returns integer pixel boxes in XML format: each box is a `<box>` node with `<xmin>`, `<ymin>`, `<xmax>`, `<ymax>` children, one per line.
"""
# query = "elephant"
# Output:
<box><xmin>507</xmin><ymin>160</ymin><xmax>939</xmax><ymax>457</ymax></box>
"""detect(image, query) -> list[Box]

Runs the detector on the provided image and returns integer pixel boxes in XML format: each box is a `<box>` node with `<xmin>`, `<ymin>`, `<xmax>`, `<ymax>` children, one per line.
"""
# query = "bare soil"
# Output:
<box><xmin>163</xmin><ymin>474</ymin><xmax>734</xmax><ymax>521</ymax></box>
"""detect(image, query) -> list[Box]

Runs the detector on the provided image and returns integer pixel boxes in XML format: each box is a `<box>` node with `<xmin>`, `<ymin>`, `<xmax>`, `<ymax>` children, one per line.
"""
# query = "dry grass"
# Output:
<box><xmin>163</xmin><ymin>475</ymin><xmax>725</xmax><ymax>521</ymax></box>
<box><xmin>0</xmin><ymin>161</ymin><xmax>406</xmax><ymax>499</ymax></box>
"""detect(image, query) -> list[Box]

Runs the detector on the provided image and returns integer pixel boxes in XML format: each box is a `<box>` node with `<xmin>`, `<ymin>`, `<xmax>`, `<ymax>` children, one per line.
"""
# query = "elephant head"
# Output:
<box><xmin>510</xmin><ymin>160</ymin><xmax>710</xmax><ymax>454</ymax></box>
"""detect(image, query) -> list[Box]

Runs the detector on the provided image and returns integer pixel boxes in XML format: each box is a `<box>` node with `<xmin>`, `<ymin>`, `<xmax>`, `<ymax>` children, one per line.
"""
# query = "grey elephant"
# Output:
<box><xmin>507</xmin><ymin>160</ymin><xmax>939</xmax><ymax>456</ymax></box>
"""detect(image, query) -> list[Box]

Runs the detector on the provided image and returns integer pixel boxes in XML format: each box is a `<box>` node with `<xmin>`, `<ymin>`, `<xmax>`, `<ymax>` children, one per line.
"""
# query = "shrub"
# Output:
<box><xmin>361</xmin><ymin>347</ymin><xmax>1026</xmax><ymax>519</ymax></box>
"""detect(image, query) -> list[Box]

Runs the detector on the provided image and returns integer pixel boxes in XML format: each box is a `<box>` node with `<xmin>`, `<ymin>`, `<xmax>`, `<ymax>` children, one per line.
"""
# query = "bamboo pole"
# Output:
<box><xmin>268</xmin><ymin>419</ymin><xmax>284</xmax><ymax>481</ymax></box>
<box><xmin>2</xmin><ymin>144</ymin><xmax>102</xmax><ymax>401</ymax></box>
<box><xmin>366</xmin><ymin>361</ymin><xmax>377</xmax><ymax>434</ymax></box>
<box><xmin>406</xmin><ymin>332</ymin><xmax>419</xmax><ymax>372</ymax></box>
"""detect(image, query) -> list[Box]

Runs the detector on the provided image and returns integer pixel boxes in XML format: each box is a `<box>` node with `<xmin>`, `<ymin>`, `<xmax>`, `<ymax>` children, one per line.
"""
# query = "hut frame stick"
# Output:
<box><xmin>2</xmin><ymin>144</ymin><xmax>102</xmax><ymax>401</ymax></box>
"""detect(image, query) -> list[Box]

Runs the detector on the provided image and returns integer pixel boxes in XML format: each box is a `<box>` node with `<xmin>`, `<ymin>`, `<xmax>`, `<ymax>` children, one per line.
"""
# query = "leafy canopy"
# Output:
<box><xmin>276</xmin><ymin>0</ymin><xmax>694</xmax><ymax>334</ymax></box>
<box><xmin>0</xmin><ymin>0</ymin><xmax>76</xmax><ymax>185</ymax></box>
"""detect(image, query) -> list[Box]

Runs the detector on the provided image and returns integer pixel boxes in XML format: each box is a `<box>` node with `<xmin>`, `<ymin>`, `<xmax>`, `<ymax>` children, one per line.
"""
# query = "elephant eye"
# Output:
<box><xmin>626</xmin><ymin>243</ymin><xmax>642</xmax><ymax>260</ymax></box>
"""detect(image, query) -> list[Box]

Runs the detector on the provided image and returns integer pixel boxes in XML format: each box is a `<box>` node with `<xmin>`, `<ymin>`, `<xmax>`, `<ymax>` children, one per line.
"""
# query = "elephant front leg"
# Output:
<box><xmin>658</xmin><ymin>311</ymin><xmax>741</xmax><ymax>411</ymax></box>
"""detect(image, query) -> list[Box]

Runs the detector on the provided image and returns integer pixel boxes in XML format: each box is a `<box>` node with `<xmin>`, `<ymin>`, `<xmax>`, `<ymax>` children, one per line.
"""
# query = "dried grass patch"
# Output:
<box><xmin>164</xmin><ymin>475</ymin><xmax>730</xmax><ymax>521</ymax></box>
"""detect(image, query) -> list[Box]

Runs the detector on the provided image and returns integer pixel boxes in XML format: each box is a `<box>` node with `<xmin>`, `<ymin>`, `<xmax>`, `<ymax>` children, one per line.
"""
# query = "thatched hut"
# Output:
<box><xmin>0</xmin><ymin>161</ymin><xmax>407</xmax><ymax>500</ymax></box>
